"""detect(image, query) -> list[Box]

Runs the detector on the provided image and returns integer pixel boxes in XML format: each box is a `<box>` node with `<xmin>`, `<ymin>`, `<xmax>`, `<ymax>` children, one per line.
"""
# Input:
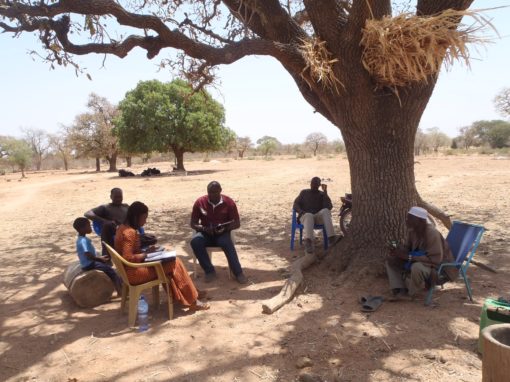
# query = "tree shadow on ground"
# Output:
<box><xmin>2</xmin><ymin>200</ymin><xmax>509</xmax><ymax>381</ymax></box>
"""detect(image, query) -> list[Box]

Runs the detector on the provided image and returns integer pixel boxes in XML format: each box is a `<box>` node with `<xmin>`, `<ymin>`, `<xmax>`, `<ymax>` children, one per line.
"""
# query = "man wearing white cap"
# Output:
<box><xmin>386</xmin><ymin>206</ymin><xmax>453</xmax><ymax>301</ymax></box>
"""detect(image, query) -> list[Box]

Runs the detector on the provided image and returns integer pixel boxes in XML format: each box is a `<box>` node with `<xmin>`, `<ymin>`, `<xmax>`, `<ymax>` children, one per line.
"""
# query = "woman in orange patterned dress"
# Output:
<box><xmin>115</xmin><ymin>201</ymin><xmax>209</xmax><ymax>310</ymax></box>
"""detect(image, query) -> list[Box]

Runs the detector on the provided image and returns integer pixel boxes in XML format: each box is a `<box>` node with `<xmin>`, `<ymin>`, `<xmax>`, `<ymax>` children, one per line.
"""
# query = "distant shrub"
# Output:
<box><xmin>246</xmin><ymin>156</ymin><xmax>256</xmax><ymax>160</ymax></box>
<box><xmin>477</xmin><ymin>147</ymin><xmax>495</xmax><ymax>155</ymax></box>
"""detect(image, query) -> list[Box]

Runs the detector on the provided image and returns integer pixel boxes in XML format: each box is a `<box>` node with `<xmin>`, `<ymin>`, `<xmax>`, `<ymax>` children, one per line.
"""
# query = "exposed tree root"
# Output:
<box><xmin>417</xmin><ymin>193</ymin><xmax>452</xmax><ymax>229</ymax></box>
<box><xmin>261</xmin><ymin>251</ymin><xmax>317</xmax><ymax>314</ymax></box>
<box><xmin>261</xmin><ymin>236</ymin><xmax>389</xmax><ymax>314</ymax></box>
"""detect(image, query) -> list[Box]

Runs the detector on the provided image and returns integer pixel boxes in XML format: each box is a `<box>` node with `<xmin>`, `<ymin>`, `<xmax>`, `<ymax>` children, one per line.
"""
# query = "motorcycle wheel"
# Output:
<box><xmin>339</xmin><ymin>208</ymin><xmax>352</xmax><ymax>235</ymax></box>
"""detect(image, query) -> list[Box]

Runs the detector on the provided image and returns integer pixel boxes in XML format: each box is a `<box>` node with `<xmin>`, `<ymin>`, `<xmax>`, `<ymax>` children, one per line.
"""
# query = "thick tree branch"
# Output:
<box><xmin>346</xmin><ymin>0</ymin><xmax>391</xmax><ymax>39</ymax></box>
<box><xmin>221</xmin><ymin>0</ymin><xmax>306</xmax><ymax>43</ymax></box>
<box><xmin>303</xmin><ymin>0</ymin><xmax>344</xmax><ymax>45</ymax></box>
<box><xmin>416</xmin><ymin>0</ymin><xmax>475</xmax><ymax>16</ymax></box>
<box><xmin>416</xmin><ymin>193</ymin><xmax>452</xmax><ymax>229</ymax></box>
<box><xmin>289</xmin><ymin>73</ymin><xmax>335</xmax><ymax>124</ymax></box>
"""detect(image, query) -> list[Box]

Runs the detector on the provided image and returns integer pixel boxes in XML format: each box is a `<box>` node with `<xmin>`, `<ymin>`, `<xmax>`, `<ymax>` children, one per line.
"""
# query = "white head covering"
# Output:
<box><xmin>408</xmin><ymin>206</ymin><xmax>428</xmax><ymax>220</ymax></box>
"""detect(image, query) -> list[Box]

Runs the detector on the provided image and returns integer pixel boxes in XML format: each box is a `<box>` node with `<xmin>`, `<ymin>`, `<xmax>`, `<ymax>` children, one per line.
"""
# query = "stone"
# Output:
<box><xmin>296</xmin><ymin>356</ymin><xmax>314</xmax><ymax>369</ymax></box>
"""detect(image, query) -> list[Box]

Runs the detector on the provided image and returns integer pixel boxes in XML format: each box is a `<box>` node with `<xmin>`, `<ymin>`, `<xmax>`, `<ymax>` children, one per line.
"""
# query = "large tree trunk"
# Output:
<box><xmin>95</xmin><ymin>157</ymin><xmax>101</xmax><ymax>172</ymax></box>
<box><xmin>126</xmin><ymin>156</ymin><xmax>132</xmax><ymax>167</ymax></box>
<box><xmin>106</xmin><ymin>152</ymin><xmax>118</xmax><ymax>172</ymax></box>
<box><xmin>325</xmin><ymin>83</ymin><xmax>438</xmax><ymax>275</ymax></box>
<box><xmin>35</xmin><ymin>155</ymin><xmax>42</xmax><ymax>171</ymax></box>
<box><xmin>173</xmin><ymin>149</ymin><xmax>186</xmax><ymax>171</ymax></box>
<box><xmin>63</xmin><ymin>155</ymin><xmax>69</xmax><ymax>171</ymax></box>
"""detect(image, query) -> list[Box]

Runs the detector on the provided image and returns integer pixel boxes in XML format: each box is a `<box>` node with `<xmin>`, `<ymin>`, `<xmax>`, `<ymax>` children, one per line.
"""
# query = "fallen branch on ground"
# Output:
<box><xmin>261</xmin><ymin>251</ymin><xmax>317</xmax><ymax>314</ymax></box>
<box><xmin>471</xmin><ymin>259</ymin><xmax>497</xmax><ymax>273</ymax></box>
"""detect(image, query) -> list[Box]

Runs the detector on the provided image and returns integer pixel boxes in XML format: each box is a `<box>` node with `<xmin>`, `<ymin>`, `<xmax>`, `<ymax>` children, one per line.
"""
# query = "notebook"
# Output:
<box><xmin>144</xmin><ymin>250</ymin><xmax>177</xmax><ymax>262</ymax></box>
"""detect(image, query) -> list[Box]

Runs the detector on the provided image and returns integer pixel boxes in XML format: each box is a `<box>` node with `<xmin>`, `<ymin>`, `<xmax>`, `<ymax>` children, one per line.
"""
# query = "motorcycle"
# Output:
<box><xmin>339</xmin><ymin>193</ymin><xmax>352</xmax><ymax>235</ymax></box>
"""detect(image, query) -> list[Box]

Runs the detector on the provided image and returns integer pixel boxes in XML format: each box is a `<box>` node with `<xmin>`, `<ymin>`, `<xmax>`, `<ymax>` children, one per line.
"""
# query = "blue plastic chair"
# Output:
<box><xmin>290</xmin><ymin>209</ymin><xmax>328</xmax><ymax>251</ymax></box>
<box><xmin>425</xmin><ymin>221</ymin><xmax>485</xmax><ymax>306</ymax></box>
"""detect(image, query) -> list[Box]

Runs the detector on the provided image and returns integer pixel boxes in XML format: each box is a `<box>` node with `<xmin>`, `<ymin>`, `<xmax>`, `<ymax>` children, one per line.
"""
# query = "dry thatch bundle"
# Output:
<box><xmin>361</xmin><ymin>9</ymin><xmax>495</xmax><ymax>89</ymax></box>
<box><xmin>298</xmin><ymin>36</ymin><xmax>344</xmax><ymax>93</ymax></box>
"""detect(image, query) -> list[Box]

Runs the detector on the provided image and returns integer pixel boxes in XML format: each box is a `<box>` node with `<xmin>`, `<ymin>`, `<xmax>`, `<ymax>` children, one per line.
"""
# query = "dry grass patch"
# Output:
<box><xmin>361</xmin><ymin>8</ymin><xmax>496</xmax><ymax>89</ymax></box>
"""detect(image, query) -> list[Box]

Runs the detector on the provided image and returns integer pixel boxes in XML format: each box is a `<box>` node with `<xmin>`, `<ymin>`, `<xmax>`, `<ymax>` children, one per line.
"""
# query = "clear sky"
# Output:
<box><xmin>1</xmin><ymin>1</ymin><xmax>509</xmax><ymax>144</ymax></box>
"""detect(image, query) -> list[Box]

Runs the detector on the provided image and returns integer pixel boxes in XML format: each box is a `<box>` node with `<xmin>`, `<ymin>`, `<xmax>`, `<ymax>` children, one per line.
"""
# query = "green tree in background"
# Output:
<box><xmin>116</xmin><ymin>79</ymin><xmax>232</xmax><ymax>171</ymax></box>
<box><xmin>0</xmin><ymin>137</ymin><xmax>33</xmax><ymax>178</ymax></box>
<box><xmin>471</xmin><ymin>120</ymin><xmax>510</xmax><ymax>149</ymax></box>
<box><xmin>256</xmin><ymin>136</ymin><xmax>280</xmax><ymax>158</ymax></box>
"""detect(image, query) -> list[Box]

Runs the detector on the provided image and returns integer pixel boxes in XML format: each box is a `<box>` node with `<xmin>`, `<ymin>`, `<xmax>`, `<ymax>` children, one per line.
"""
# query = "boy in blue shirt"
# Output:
<box><xmin>73</xmin><ymin>217</ymin><xmax>122</xmax><ymax>296</ymax></box>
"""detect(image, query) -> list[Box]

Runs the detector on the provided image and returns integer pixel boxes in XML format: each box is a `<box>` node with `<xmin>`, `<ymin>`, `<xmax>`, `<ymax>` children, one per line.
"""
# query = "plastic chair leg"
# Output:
<box><xmin>460</xmin><ymin>268</ymin><xmax>473</xmax><ymax>301</ymax></box>
<box><xmin>323</xmin><ymin>228</ymin><xmax>328</xmax><ymax>250</ymax></box>
<box><xmin>290</xmin><ymin>226</ymin><xmax>296</xmax><ymax>250</ymax></box>
<box><xmin>128</xmin><ymin>288</ymin><xmax>142</xmax><ymax>327</ymax></box>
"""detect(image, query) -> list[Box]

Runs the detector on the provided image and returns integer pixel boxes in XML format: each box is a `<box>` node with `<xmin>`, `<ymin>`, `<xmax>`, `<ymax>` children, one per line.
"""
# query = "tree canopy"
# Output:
<box><xmin>1</xmin><ymin>0</ymin><xmax>488</xmax><ymax>274</ymax></box>
<box><xmin>66</xmin><ymin>93</ymin><xmax>120</xmax><ymax>172</ymax></box>
<box><xmin>0</xmin><ymin>136</ymin><xmax>32</xmax><ymax>177</ymax></box>
<box><xmin>256</xmin><ymin>136</ymin><xmax>280</xmax><ymax>158</ymax></box>
<box><xmin>456</xmin><ymin>120</ymin><xmax>510</xmax><ymax>149</ymax></box>
<box><xmin>116</xmin><ymin>79</ymin><xmax>233</xmax><ymax>171</ymax></box>
<box><xmin>305</xmin><ymin>132</ymin><xmax>328</xmax><ymax>156</ymax></box>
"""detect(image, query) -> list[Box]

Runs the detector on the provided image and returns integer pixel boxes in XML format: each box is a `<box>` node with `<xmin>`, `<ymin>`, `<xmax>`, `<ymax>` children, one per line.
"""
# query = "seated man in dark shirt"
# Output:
<box><xmin>293</xmin><ymin>176</ymin><xmax>337</xmax><ymax>254</ymax></box>
<box><xmin>84</xmin><ymin>188</ymin><xmax>129</xmax><ymax>258</ymax></box>
<box><xmin>190</xmin><ymin>181</ymin><xmax>247</xmax><ymax>284</ymax></box>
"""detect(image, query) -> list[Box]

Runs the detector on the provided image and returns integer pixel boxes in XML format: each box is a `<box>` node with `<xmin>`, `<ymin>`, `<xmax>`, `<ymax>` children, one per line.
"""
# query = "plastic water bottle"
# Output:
<box><xmin>137</xmin><ymin>295</ymin><xmax>149</xmax><ymax>332</ymax></box>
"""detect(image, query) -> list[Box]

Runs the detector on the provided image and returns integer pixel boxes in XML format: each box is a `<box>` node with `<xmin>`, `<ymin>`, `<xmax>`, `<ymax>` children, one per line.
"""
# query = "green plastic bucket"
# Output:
<box><xmin>478</xmin><ymin>298</ymin><xmax>510</xmax><ymax>354</ymax></box>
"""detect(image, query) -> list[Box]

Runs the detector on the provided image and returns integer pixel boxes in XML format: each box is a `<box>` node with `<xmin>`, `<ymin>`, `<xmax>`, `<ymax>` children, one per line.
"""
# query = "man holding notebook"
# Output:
<box><xmin>190</xmin><ymin>181</ymin><xmax>247</xmax><ymax>284</ymax></box>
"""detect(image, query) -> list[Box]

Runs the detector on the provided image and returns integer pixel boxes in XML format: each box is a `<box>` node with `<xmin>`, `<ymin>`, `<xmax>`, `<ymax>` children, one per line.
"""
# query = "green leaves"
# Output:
<box><xmin>116</xmin><ymin>79</ymin><xmax>229</xmax><ymax>168</ymax></box>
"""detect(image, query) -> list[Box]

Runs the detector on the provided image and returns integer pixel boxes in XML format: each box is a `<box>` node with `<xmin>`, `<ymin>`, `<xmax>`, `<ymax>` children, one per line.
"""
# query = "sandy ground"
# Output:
<box><xmin>0</xmin><ymin>155</ymin><xmax>509</xmax><ymax>382</ymax></box>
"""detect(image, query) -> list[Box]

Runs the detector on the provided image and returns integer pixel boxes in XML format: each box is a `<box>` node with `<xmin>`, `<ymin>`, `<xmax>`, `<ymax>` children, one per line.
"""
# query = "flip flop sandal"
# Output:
<box><xmin>358</xmin><ymin>295</ymin><xmax>373</xmax><ymax>305</ymax></box>
<box><xmin>189</xmin><ymin>300</ymin><xmax>210</xmax><ymax>311</ymax></box>
<box><xmin>361</xmin><ymin>296</ymin><xmax>384</xmax><ymax>312</ymax></box>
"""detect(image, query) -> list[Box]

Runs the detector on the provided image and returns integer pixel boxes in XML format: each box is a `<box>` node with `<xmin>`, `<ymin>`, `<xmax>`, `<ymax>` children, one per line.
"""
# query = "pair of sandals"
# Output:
<box><xmin>358</xmin><ymin>295</ymin><xmax>384</xmax><ymax>312</ymax></box>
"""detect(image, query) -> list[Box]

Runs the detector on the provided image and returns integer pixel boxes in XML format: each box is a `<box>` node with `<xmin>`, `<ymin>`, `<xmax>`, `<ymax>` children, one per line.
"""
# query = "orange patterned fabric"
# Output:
<box><xmin>114</xmin><ymin>224</ymin><xmax>198</xmax><ymax>306</ymax></box>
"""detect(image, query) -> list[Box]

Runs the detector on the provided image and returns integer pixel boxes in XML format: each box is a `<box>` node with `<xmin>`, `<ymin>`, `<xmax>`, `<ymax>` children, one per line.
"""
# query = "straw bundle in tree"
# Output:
<box><xmin>360</xmin><ymin>9</ymin><xmax>494</xmax><ymax>89</ymax></box>
<box><xmin>298</xmin><ymin>37</ymin><xmax>344</xmax><ymax>93</ymax></box>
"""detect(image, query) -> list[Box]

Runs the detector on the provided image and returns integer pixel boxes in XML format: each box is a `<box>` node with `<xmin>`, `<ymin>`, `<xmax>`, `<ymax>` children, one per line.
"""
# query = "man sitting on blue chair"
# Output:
<box><xmin>386</xmin><ymin>206</ymin><xmax>455</xmax><ymax>302</ymax></box>
<box><xmin>293</xmin><ymin>176</ymin><xmax>337</xmax><ymax>254</ymax></box>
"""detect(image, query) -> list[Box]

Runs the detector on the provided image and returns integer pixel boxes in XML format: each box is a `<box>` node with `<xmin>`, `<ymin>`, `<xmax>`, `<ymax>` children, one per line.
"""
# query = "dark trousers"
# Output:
<box><xmin>190</xmin><ymin>231</ymin><xmax>243</xmax><ymax>277</ymax></box>
<box><xmin>83</xmin><ymin>262</ymin><xmax>122</xmax><ymax>290</ymax></box>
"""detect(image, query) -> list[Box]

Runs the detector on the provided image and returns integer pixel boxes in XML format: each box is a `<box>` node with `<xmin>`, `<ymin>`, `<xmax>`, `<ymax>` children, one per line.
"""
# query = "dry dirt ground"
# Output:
<box><xmin>1</xmin><ymin>155</ymin><xmax>509</xmax><ymax>382</ymax></box>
